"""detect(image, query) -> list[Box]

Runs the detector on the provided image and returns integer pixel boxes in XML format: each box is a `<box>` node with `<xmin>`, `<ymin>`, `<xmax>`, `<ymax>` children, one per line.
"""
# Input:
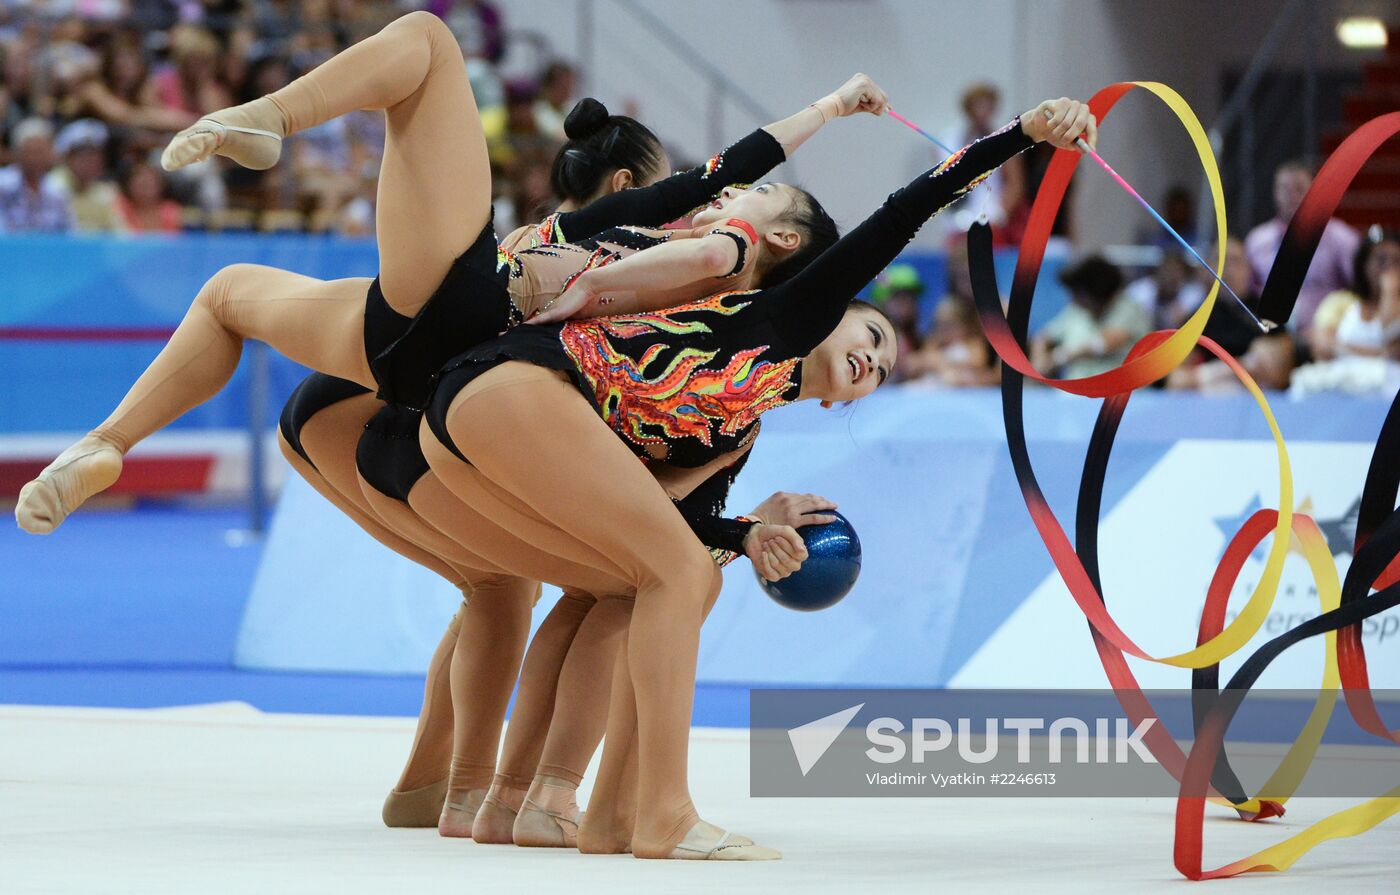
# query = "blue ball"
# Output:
<box><xmin>756</xmin><ymin>511</ymin><xmax>862</xmax><ymax>612</ymax></box>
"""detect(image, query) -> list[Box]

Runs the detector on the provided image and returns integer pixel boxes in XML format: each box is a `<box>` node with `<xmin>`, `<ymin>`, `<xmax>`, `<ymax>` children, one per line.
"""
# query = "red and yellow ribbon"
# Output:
<box><xmin>969</xmin><ymin>84</ymin><xmax>1400</xmax><ymax>879</ymax></box>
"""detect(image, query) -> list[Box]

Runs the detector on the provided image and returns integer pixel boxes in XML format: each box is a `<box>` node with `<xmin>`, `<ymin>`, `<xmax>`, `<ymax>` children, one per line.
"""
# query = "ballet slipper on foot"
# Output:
<box><xmin>161</xmin><ymin>100</ymin><xmax>283</xmax><ymax>171</ymax></box>
<box><xmin>664</xmin><ymin>821</ymin><xmax>781</xmax><ymax>861</ymax></box>
<box><xmin>469</xmin><ymin>792</ymin><xmax>521</xmax><ymax>844</ymax></box>
<box><xmin>15</xmin><ymin>437</ymin><xmax>123</xmax><ymax>534</ymax></box>
<box><xmin>513</xmin><ymin>801</ymin><xmax>581</xmax><ymax>848</ymax></box>
<box><xmin>381</xmin><ymin>778</ymin><xmax>448</xmax><ymax>828</ymax></box>
<box><xmin>437</xmin><ymin>789</ymin><xmax>485</xmax><ymax>839</ymax></box>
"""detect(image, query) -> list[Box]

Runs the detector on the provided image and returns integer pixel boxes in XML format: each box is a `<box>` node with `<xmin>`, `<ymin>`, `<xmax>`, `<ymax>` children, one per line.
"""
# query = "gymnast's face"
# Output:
<box><xmin>805</xmin><ymin>305</ymin><xmax>898</xmax><ymax>403</ymax></box>
<box><xmin>691</xmin><ymin>183</ymin><xmax>794</xmax><ymax>233</ymax></box>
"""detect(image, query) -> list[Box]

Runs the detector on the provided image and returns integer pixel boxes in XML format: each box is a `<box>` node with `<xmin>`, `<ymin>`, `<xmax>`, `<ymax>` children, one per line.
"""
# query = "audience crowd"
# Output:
<box><xmin>2</xmin><ymin>7</ymin><xmax>1396</xmax><ymax>395</ymax></box>
<box><xmin>0</xmin><ymin>0</ymin><xmax>575</xmax><ymax>235</ymax></box>
<box><xmin>878</xmin><ymin>157</ymin><xmax>1400</xmax><ymax>397</ymax></box>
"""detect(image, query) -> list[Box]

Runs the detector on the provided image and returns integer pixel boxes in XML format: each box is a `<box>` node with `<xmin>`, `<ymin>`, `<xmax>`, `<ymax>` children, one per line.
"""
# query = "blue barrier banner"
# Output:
<box><xmin>0</xmin><ymin>234</ymin><xmax>379</xmax><ymax>433</ymax></box>
<box><xmin>0</xmin><ymin>233</ymin><xmax>379</xmax><ymax>326</ymax></box>
<box><xmin>235</xmin><ymin>388</ymin><xmax>1394</xmax><ymax>687</ymax></box>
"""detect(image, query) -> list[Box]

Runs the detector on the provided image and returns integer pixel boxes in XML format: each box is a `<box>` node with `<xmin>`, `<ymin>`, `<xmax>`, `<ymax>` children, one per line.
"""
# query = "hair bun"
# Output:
<box><xmin>563</xmin><ymin>97</ymin><xmax>610</xmax><ymax>140</ymax></box>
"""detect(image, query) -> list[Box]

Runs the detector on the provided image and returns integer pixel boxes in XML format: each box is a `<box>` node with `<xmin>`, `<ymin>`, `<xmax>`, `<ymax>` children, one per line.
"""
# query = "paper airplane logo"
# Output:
<box><xmin>787</xmin><ymin>703</ymin><xmax>864</xmax><ymax>776</ymax></box>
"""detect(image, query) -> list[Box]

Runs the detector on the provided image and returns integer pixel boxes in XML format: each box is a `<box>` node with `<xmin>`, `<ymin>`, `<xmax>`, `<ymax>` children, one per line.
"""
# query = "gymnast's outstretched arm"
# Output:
<box><xmin>768</xmin><ymin>97</ymin><xmax>1095</xmax><ymax>357</ymax></box>
<box><xmin>543</xmin><ymin>73</ymin><xmax>889</xmax><ymax>246</ymax></box>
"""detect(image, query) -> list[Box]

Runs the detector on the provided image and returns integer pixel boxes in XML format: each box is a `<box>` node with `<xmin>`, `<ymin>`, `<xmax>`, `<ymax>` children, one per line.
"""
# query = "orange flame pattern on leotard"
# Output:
<box><xmin>559</xmin><ymin>292</ymin><xmax>799</xmax><ymax>453</ymax></box>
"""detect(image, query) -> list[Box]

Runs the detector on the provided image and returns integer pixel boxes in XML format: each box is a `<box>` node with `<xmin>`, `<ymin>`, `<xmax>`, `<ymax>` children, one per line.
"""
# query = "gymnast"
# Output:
<box><xmin>275</xmin><ymin>98</ymin><xmax>665</xmax><ymax>831</ymax></box>
<box><xmin>241</xmin><ymin>36</ymin><xmax>873</xmax><ymax>833</ymax></box>
<box><xmin>286</xmin><ymin>366</ymin><xmax>832</xmax><ymax>843</ymax></box>
<box><xmin>287</xmin><ymin>371</ymin><xmax>819</xmax><ymax>833</ymax></box>
<box><xmin>15</xmin><ymin>10</ymin><xmax>886</xmax><ymax>534</ymax></box>
<box><xmin>405</xmin><ymin>95</ymin><xmax>1095</xmax><ymax>860</ymax></box>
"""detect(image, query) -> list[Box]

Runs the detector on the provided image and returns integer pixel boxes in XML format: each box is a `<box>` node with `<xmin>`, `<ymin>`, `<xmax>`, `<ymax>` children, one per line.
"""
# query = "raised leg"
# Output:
<box><xmin>164</xmin><ymin>11</ymin><xmax>491</xmax><ymax>317</ymax></box>
<box><xmin>15</xmin><ymin>267</ymin><xmax>375</xmax><ymax>534</ymax></box>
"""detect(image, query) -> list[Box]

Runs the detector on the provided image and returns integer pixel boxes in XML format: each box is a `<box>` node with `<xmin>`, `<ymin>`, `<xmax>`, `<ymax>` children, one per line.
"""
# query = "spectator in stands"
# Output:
<box><xmin>1169</xmin><ymin>330</ymin><xmax>1297</xmax><ymax>393</ymax></box>
<box><xmin>152</xmin><ymin>25</ymin><xmax>231</xmax><ymax>118</ymax></box>
<box><xmin>919</xmin><ymin>297</ymin><xmax>999</xmax><ymax>387</ymax></box>
<box><xmin>445</xmin><ymin>0</ymin><xmax>506</xmax><ymax>65</ymax></box>
<box><xmin>507</xmin><ymin>153</ymin><xmax>555</xmax><ymax>232</ymax></box>
<box><xmin>1183</xmin><ymin>234</ymin><xmax>1320</xmax><ymax>394</ymax></box>
<box><xmin>45</xmin><ymin>118</ymin><xmax>121</xmax><ymax>231</ymax></box>
<box><xmin>1310</xmin><ymin>227</ymin><xmax>1400</xmax><ymax>361</ymax></box>
<box><xmin>289</xmin><ymin>94</ymin><xmax>355</xmax><ymax>224</ymax></box>
<box><xmin>333</xmin><ymin>170</ymin><xmax>377</xmax><ymax>236</ymax></box>
<box><xmin>533</xmin><ymin>61</ymin><xmax>577</xmax><ymax>140</ymax></box>
<box><xmin>285</xmin><ymin>1</ymin><xmax>344</xmax><ymax>74</ymax></box>
<box><xmin>1125</xmin><ymin>250</ymin><xmax>1205</xmax><ymax>331</ymax></box>
<box><xmin>1199</xmin><ymin>235</ymin><xmax>1266</xmax><ymax>359</ymax></box>
<box><xmin>1166</xmin><ymin>235</ymin><xmax>1276</xmax><ymax>393</ymax></box>
<box><xmin>219</xmin><ymin>24</ymin><xmax>256</xmax><ymax>102</ymax></box>
<box><xmin>941</xmin><ymin>82</ymin><xmax>1026</xmax><ymax>246</ymax></box>
<box><xmin>1</xmin><ymin>38</ymin><xmax>41</xmax><ymax>146</ymax></box>
<box><xmin>0</xmin><ymin>118</ymin><xmax>72</xmax><ymax>232</ymax></box>
<box><xmin>115</xmin><ymin>161</ymin><xmax>180</xmax><ymax>232</ymax></box>
<box><xmin>0</xmin><ymin>2</ymin><xmax>555</xmax><ymax>234</ymax></box>
<box><xmin>1384</xmin><ymin>272</ymin><xmax>1400</xmax><ymax>365</ymax></box>
<box><xmin>1032</xmin><ymin>255</ymin><xmax>1148</xmax><ymax>378</ymax></box>
<box><xmin>489</xmin><ymin>79</ymin><xmax>542</xmax><ymax>169</ymax></box>
<box><xmin>1138</xmin><ymin>184</ymin><xmax>1197</xmax><ymax>251</ymax></box>
<box><xmin>1245</xmin><ymin>159</ymin><xmax>1359</xmax><ymax>336</ymax></box>
<box><xmin>899</xmin><ymin>240</ymin><xmax>1000</xmax><ymax>386</ymax></box>
<box><xmin>220</xmin><ymin>54</ymin><xmax>293</xmax><ymax>214</ymax></box>
<box><xmin>67</xmin><ymin>35</ymin><xmax>195</xmax><ymax>134</ymax></box>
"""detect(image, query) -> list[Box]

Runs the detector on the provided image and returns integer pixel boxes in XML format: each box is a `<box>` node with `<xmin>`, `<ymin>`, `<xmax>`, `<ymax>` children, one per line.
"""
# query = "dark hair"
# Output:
<box><xmin>1355</xmin><ymin>226</ymin><xmax>1400</xmax><ymax>302</ymax></box>
<box><xmin>121</xmin><ymin>160</ymin><xmax>166</xmax><ymax>198</ymax></box>
<box><xmin>549</xmin><ymin>97</ymin><xmax>665</xmax><ymax>204</ymax></box>
<box><xmin>758</xmin><ymin>186</ymin><xmax>841</xmax><ymax>287</ymax></box>
<box><xmin>1276</xmin><ymin>158</ymin><xmax>1315</xmax><ymax>179</ymax></box>
<box><xmin>99</xmin><ymin>36</ymin><xmax>150</xmax><ymax>101</ymax></box>
<box><xmin>540</xmin><ymin>61</ymin><xmax>576</xmax><ymax>89</ymax></box>
<box><xmin>1058</xmin><ymin>255</ymin><xmax>1123</xmax><ymax>303</ymax></box>
<box><xmin>850</xmin><ymin>297</ymin><xmax>894</xmax><ymax>328</ymax></box>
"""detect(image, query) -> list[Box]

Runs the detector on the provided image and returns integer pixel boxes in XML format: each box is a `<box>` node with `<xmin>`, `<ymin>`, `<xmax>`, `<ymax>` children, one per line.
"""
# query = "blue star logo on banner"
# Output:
<box><xmin>1214</xmin><ymin>494</ymin><xmax>1267</xmax><ymax>562</ymax></box>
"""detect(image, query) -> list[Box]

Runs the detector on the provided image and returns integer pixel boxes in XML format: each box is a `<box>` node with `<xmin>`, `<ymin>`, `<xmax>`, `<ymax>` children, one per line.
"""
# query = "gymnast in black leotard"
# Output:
<box><xmin>416</xmin><ymin>99</ymin><xmax>1096</xmax><ymax>860</ymax></box>
<box><xmin>273</xmin><ymin>73</ymin><xmax>890</xmax><ymax>839</ymax></box>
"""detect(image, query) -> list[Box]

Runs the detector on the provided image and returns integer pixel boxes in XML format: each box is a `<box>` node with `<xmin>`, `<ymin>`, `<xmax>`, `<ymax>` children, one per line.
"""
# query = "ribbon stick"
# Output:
<box><xmin>889</xmin><ymin>100</ymin><xmax>1265</xmax><ymax>330</ymax></box>
<box><xmin>887</xmin><ymin>108</ymin><xmax>956</xmax><ymax>155</ymax></box>
<box><xmin>1042</xmin><ymin>107</ymin><xmax>1271</xmax><ymax>333</ymax></box>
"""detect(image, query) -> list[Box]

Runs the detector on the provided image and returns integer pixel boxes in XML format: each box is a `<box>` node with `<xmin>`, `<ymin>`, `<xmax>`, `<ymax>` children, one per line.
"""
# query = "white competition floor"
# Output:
<box><xmin>2</xmin><ymin>703</ymin><xmax>1398</xmax><ymax>894</ymax></box>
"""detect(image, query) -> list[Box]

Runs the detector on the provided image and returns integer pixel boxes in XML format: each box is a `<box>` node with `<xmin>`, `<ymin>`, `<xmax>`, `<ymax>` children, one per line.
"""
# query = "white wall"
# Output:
<box><xmin>500</xmin><ymin>0</ymin><xmax>1385</xmax><ymax>251</ymax></box>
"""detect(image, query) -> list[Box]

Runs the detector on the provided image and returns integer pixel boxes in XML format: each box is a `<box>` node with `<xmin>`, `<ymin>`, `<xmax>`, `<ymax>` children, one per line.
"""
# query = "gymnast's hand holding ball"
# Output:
<box><xmin>744</xmin><ymin>520</ymin><xmax>807</xmax><ymax>583</ymax></box>
<box><xmin>741</xmin><ymin>491</ymin><xmax>862</xmax><ymax>611</ymax></box>
<box><xmin>744</xmin><ymin>490</ymin><xmax>840</xmax><ymax>581</ymax></box>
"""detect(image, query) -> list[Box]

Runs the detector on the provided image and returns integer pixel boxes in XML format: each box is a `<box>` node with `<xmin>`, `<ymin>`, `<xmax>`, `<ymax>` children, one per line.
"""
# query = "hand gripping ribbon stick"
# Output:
<box><xmin>887</xmin><ymin>105</ymin><xmax>1272</xmax><ymax>332</ymax></box>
